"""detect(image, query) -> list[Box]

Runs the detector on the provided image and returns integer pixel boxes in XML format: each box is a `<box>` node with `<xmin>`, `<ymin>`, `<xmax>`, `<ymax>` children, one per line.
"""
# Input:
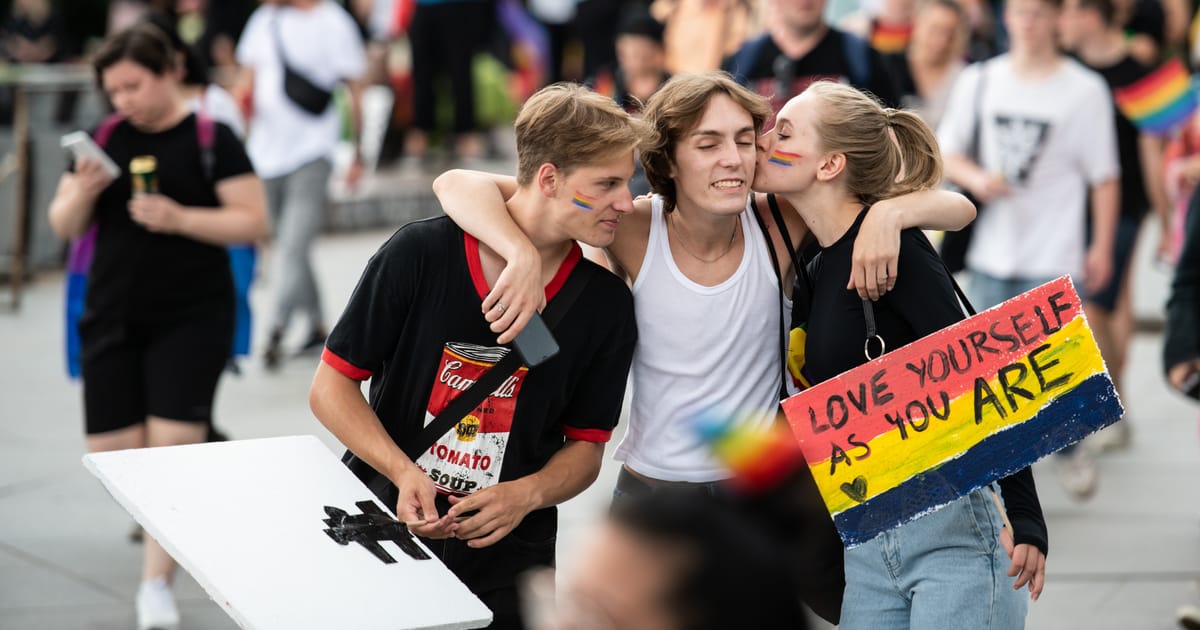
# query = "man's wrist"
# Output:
<box><xmin>385</xmin><ymin>455</ymin><xmax>422</xmax><ymax>485</ymax></box>
<box><xmin>505</xmin><ymin>475</ymin><xmax>544</xmax><ymax>514</ymax></box>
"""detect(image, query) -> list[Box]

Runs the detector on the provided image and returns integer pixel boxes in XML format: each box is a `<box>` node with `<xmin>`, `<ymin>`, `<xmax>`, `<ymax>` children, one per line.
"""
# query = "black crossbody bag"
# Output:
<box><xmin>342</xmin><ymin>265</ymin><xmax>593</xmax><ymax>510</ymax></box>
<box><xmin>273</xmin><ymin>17</ymin><xmax>334</xmax><ymax>115</ymax></box>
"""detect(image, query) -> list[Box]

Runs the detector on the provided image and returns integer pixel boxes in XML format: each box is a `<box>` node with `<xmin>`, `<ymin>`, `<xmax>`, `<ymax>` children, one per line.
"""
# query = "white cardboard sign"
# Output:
<box><xmin>83</xmin><ymin>435</ymin><xmax>492</xmax><ymax>630</ymax></box>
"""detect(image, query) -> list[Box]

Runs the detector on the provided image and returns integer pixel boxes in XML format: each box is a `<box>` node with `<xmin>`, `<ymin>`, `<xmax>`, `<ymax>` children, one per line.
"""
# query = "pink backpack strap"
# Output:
<box><xmin>93</xmin><ymin>113</ymin><xmax>124</xmax><ymax>148</ymax></box>
<box><xmin>196</xmin><ymin>111</ymin><xmax>216</xmax><ymax>181</ymax></box>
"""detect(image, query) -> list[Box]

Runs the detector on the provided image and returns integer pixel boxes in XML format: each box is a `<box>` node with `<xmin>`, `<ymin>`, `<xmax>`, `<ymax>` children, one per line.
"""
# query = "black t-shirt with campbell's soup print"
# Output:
<box><xmin>322</xmin><ymin>216</ymin><xmax>636</xmax><ymax>540</ymax></box>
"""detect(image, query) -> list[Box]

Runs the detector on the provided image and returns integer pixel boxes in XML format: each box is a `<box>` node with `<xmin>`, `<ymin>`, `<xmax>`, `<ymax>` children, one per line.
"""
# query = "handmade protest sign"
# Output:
<box><xmin>84</xmin><ymin>435</ymin><xmax>492</xmax><ymax>630</ymax></box>
<box><xmin>781</xmin><ymin>276</ymin><xmax>1123</xmax><ymax>547</ymax></box>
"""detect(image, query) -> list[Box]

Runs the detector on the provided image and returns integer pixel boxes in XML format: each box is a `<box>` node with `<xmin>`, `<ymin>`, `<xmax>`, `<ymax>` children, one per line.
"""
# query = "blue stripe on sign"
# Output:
<box><xmin>832</xmin><ymin>373</ymin><xmax>1122</xmax><ymax>547</ymax></box>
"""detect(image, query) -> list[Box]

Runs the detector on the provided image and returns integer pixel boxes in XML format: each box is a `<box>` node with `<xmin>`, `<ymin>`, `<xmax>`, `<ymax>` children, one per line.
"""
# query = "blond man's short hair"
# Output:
<box><xmin>515</xmin><ymin>83</ymin><xmax>643</xmax><ymax>185</ymax></box>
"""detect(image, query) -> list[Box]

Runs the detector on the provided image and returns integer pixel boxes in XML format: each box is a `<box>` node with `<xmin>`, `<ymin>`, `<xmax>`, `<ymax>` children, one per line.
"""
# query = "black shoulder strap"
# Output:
<box><xmin>860</xmin><ymin>247</ymin><xmax>978</xmax><ymax>360</ymax></box>
<box><xmin>399</xmin><ymin>261</ymin><xmax>593</xmax><ymax>460</ymax></box>
<box><xmin>968</xmin><ymin>60</ymin><xmax>989</xmax><ymax>163</ymax></box>
<box><xmin>766</xmin><ymin>193</ymin><xmax>811</xmax><ymax>292</ymax></box>
<box><xmin>752</xmin><ymin>194</ymin><xmax>806</xmax><ymax>401</ymax></box>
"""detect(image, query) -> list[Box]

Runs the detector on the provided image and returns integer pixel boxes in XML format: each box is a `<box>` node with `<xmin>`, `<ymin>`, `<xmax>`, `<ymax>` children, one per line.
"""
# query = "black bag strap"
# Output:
<box><xmin>860</xmin><ymin>244</ymin><xmax>978</xmax><ymax>360</ymax></box>
<box><xmin>968</xmin><ymin>60</ymin><xmax>989</xmax><ymax>164</ymax></box>
<box><xmin>270</xmin><ymin>14</ymin><xmax>294</xmax><ymax>70</ymax></box>
<box><xmin>751</xmin><ymin>193</ymin><xmax>811</xmax><ymax>400</ymax></box>
<box><xmin>399</xmin><ymin>262</ymin><xmax>593</xmax><ymax>460</ymax></box>
<box><xmin>750</xmin><ymin>196</ymin><xmax>788</xmax><ymax>401</ymax></box>
<box><xmin>766</xmin><ymin>193</ymin><xmax>812</xmax><ymax>292</ymax></box>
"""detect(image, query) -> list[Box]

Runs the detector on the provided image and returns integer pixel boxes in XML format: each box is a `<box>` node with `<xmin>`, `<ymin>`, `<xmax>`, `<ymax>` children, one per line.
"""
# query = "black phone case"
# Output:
<box><xmin>513</xmin><ymin>312</ymin><xmax>559</xmax><ymax>367</ymax></box>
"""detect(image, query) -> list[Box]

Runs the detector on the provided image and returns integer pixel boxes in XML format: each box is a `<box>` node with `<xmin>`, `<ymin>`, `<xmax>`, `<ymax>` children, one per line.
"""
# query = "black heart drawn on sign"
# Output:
<box><xmin>840</xmin><ymin>476</ymin><xmax>868</xmax><ymax>503</ymax></box>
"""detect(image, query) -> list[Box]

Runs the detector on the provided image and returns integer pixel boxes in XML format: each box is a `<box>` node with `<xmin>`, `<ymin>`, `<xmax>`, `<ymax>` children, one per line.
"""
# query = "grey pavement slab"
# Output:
<box><xmin>1</xmin><ymin>217</ymin><xmax>1198</xmax><ymax>629</ymax></box>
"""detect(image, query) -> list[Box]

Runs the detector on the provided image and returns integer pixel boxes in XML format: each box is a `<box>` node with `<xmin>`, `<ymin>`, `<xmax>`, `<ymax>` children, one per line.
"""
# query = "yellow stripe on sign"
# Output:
<box><xmin>813</xmin><ymin>316</ymin><xmax>1104</xmax><ymax>515</ymax></box>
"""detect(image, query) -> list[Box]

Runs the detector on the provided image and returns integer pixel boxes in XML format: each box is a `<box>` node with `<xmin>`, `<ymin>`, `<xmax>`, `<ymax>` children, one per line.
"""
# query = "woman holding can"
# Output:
<box><xmin>47</xmin><ymin>22</ymin><xmax>266</xmax><ymax>630</ymax></box>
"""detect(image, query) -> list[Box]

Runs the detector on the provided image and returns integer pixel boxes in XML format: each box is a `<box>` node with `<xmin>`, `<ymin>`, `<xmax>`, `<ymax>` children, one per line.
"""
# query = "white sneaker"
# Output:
<box><xmin>1178</xmin><ymin>604</ymin><xmax>1200</xmax><ymax>630</ymax></box>
<box><xmin>136</xmin><ymin>576</ymin><xmax>180</xmax><ymax>630</ymax></box>
<box><xmin>1057</xmin><ymin>449</ymin><xmax>1098</xmax><ymax>501</ymax></box>
<box><xmin>1093</xmin><ymin>419</ymin><xmax>1132</xmax><ymax>452</ymax></box>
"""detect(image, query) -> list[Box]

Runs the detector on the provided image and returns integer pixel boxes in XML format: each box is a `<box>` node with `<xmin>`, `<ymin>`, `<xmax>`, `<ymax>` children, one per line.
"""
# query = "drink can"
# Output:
<box><xmin>129</xmin><ymin>156</ymin><xmax>158</xmax><ymax>196</ymax></box>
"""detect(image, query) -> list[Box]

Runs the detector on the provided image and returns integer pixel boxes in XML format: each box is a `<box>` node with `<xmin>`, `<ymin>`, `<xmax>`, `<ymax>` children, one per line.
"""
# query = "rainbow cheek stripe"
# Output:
<box><xmin>572</xmin><ymin>191</ymin><xmax>597</xmax><ymax>211</ymax></box>
<box><xmin>768</xmin><ymin>150</ymin><xmax>802</xmax><ymax>167</ymax></box>
<box><xmin>781</xmin><ymin>276</ymin><xmax>1123</xmax><ymax>547</ymax></box>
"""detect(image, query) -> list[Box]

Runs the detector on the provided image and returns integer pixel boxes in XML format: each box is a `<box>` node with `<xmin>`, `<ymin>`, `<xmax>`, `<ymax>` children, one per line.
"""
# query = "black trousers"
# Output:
<box><xmin>409</xmin><ymin>0</ymin><xmax>492</xmax><ymax>133</ymax></box>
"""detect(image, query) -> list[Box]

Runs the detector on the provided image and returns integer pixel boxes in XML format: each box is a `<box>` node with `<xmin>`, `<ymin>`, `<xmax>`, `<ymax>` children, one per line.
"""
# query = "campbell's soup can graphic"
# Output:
<box><xmin>416</xmin><ymin>342</ymin><xmax>528</xmax><ymax>495</ymax></box>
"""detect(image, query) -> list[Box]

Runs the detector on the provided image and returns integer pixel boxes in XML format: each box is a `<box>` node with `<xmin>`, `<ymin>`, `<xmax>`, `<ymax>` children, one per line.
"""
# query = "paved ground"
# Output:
<box><xmin>1</xmin><ymin>189</ymin><xmax>1197</xmax><ymax>628</ymax></box>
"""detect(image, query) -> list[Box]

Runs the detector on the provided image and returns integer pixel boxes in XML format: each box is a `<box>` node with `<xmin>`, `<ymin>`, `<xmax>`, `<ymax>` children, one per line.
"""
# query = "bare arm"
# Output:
<box><xmin>1084</xmin><ymin>178</ymin><xmax>1120</xmax><ymax>294</ymax></box>
<box><xmin>344</xmin><ymin>77</ymin><xmax>367</xmax><ymax>187</ymax></box>
<box><xmin>47</xmin><ymin>159</ymin><xmax>112</xmax><ymax>239</ymax></box>
<box><xmin>943</xmin><ymin>152</ymin><xmax>1009</xmax><ymax>203</ymax></box>
<box><xmin>445</xmin><ymin>439</ymin><xmax>605</xmax><ymax>548</ymax></box>
<box><xmin>309</xmin><ymin>362</ymin><xmax>452</xmax><ymax>535</ymax></box>
<box><xmin>431</xmin><ymin>169</ymin><xmax>542</xmax><ymax>343</ymax></box>
<box><xmin>127</xmin><ymin>173</ymin><xmax>268</xmax><ymax>245</ymax></box>
<box><xmin>1138</xmin><ymin>133</ymin><xmax>1172</xmax><ymax>260</ymax></box>
<box><xmin>231</xmin><ymin>66</ymin><xmax>255</xmax><ymax>123</ymax></box>
<box><xmin>851</xmin><ymin>189</ymin><xmax>978</xmax><ymax>300</ymax></box>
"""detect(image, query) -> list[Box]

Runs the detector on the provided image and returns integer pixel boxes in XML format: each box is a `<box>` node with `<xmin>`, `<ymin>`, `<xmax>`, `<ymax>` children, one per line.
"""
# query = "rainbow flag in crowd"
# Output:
<box><xmin>693</xmin><ymin>412</ymin><xmax>805</xmax><ymax>493</ymax></box>
<box><xmin>781</xmin><ymin>277</ymin><xmax>1123</xmax><ymax>546</ymax></box>
<box><xmin>1114</xmin><ymin>57</ymin><xmax>1199</xmax><ymax>134</ymax></box>
<box><xmin>871</xmin><ymin>22</ymin><xmax>913</xmax><ymax>54</ymax></box>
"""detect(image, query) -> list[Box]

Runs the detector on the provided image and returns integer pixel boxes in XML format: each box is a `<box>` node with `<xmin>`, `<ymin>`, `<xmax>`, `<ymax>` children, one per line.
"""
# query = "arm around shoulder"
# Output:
<box><xmin>874</xmin><ymin>188</ymin><xmax>976</xmax><ymax>232</ymax></box>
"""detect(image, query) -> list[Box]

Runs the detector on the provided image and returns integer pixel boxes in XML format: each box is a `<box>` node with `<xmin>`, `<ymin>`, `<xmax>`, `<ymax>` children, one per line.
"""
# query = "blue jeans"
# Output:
<box><xmin>964</xmin><ymin>270</ymin><xmax>1059</xmax><ymax>312</ymax></box>
<box><xmin>840</xmin><ymin>488</ymin><xmax>1027</xmax><ymax>630</ymax></box>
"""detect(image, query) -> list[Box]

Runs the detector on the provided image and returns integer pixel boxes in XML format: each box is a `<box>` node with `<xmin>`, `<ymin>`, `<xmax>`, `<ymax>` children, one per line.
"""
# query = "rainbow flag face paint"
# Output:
<box><xmin>572</xmin><ymin>191</ymin><xmax>597</xmax><ymax>211</ymax></box>
<box><xmin>768</xmin><ymin>150</ymin><xmax>802</xmax><ymax>167</ymax></box>
<box><xmin>781</xmin><ymin>277</ymin><xmax>1123</xmax><ymax>547</ymax></box>
<box><xmin>1114</xmin><ymin>58</ymin><xmax>1199</xmax><ymax>135</ymax></box>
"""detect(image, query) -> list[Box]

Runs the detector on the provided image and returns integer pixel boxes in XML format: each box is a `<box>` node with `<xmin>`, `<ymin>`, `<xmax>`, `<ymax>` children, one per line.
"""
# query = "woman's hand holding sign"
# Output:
<box><xmin>1001</xmin><ymin>526</ymin><xmax>1046</xmax><ymax>601</ymax></box>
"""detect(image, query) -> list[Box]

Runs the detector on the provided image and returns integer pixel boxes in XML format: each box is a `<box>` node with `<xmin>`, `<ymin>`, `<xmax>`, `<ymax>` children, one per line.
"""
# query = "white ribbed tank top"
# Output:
<box><xmin>614</xmin><ymin>195</ymin><xmax>787</xmax><ymax>482</ymax></box>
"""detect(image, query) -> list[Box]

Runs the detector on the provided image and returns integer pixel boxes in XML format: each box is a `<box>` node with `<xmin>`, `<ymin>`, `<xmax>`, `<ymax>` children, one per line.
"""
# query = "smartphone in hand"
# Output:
<box><xmin>1181</xmin><ymin>371</ymin><xmax>1200</xmax><ymax>401</ymax></box>
<box><xmin>60</xmin><ymin>131</ymin><xmax>121</xmax><ymax>180</ymax></box>
<box><xmin>513</xmin><ymin>312</ymin><xmax>559</xmax><ymax>367</ymax></box>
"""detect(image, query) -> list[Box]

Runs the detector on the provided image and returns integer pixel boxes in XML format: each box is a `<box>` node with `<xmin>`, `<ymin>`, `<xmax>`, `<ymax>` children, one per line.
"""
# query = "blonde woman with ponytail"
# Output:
<box><xmin>754</xmin><ymin>81</ymin><xmax>1048</xmax><ymax>629</ymax></box>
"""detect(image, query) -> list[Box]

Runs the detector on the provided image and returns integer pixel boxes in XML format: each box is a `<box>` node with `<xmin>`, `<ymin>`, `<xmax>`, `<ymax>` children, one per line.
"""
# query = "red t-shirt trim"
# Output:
<box><xmin>464</xmin><ymin>233</ymin><xmax>583</xmax><ymax>303</ymax></box>
<box><xmin>562</xmin><ymin>426</ymin><xmax>613</xmax><ymax>443</ymax></box>
<box><xmin>322</xmin><ymin>347</ymin><xmax>372</xmax><ymax>381</ymax></box>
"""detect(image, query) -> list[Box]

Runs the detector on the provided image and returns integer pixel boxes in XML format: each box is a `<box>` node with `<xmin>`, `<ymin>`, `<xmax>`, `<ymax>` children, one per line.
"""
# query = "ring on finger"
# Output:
<box><xmin>496</xmin><ymin>302</ymin><xmax>506</xmax><ymax>313</ymax></box>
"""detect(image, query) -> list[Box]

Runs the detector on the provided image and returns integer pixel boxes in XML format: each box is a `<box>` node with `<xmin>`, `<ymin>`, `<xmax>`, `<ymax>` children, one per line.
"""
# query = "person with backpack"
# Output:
<box><xmin>47</xmin><ymin>23</ymin><xmax>266</xmax><ymax>630</ymax></box>
<box><xmin>723</xmin><ymin>0</ymin><xmax>901</xmax><ymax>111</ymax></box>
<box><xmin>754</xmin><ymin>79</ymin><xmax>1047</xmax><ymax>629</ymax></box>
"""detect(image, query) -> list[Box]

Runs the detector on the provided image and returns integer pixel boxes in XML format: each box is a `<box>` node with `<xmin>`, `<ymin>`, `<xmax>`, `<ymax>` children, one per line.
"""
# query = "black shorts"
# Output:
<box><xmin>80</xmin><ymin>312</ymin><xmax>233</xmax><ymax>434</ymax></box>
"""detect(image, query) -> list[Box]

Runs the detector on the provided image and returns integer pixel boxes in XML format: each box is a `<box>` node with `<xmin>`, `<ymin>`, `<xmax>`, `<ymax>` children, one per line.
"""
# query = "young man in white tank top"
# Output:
<box><xmin>432</xmin><ymin>73</ymin><xmax>975</xmax><ymax>623</ymax></box>
<box><xmin>433</xmin><ymin>72</ymin><xmax>974</xmax><ymax>488</ymax></box>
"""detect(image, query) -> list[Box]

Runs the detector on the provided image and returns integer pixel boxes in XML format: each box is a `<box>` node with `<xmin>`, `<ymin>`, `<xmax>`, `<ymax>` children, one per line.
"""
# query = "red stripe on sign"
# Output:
<box><xmin>783</xmin><ymin>277</ymin><xmax>1082</xmax><ymax>451</ymax></box>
